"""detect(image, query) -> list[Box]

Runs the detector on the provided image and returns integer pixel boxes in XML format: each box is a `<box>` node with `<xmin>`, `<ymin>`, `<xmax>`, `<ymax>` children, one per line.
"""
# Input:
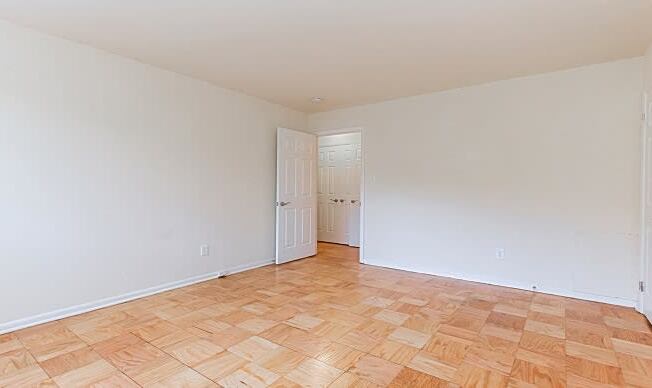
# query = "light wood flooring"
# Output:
<box><xmin>1</xmin><ymin>242</ymin><xmax>652</xmax><ymax>387</ymax></box>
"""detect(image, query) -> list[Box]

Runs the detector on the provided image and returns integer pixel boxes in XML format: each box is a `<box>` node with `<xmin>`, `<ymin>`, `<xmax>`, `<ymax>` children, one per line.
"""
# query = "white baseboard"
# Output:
<box><xmin>2</xmin><ymin>256</ymin><xmax>638</xmax><ymax>335</ymax></box>
<box><xmin>365</xmin><ymin>261</ymin><xmax>637</xmax><ymax>308</ymax></box>
<box><xmin>0</xmin><ymin>258</ymin><xmax>274</xmax><ymax>335</ymax></box>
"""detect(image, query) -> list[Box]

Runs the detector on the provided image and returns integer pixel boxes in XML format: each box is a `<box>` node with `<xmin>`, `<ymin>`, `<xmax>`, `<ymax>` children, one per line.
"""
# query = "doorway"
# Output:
<box><xmin>317</xmin><ymin>131</ymin><xmax>362</xmax><ymax>248</ymax></box>
<box><xmin>275</xmin><ymin>127</ymin><xmax>364</xmax><ymax>266</ymax></box>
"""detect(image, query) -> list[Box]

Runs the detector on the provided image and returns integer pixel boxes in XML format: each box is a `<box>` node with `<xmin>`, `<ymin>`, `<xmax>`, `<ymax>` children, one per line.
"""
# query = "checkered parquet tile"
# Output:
<box><xmin>1</xmin><ymin>243</ymin><xmax>651</xmax><ymax>387</ymax></box>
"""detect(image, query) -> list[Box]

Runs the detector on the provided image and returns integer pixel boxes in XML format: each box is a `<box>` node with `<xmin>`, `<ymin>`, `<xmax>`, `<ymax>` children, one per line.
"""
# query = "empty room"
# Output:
<box><xmin>2</xmin><ymin>1</ymin><xmax>652</xmax><ymax>387</ymax></box>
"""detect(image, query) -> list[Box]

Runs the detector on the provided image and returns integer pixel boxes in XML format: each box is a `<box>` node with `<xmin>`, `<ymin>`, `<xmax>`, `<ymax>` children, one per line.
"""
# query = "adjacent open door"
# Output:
<box><xmin>275</xmin><ymin>128</ymin><xmax>318</xmax><ymax>264</ymax></box>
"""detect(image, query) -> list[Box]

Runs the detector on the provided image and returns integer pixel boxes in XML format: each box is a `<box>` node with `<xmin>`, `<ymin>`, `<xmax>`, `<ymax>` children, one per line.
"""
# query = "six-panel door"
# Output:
<box><xmin>317</xmin><ymin>142</ymin><xmax>361</xmax><ymax>246</ymax></box>
<box><xmin>276</xmin><ymin>128</ymin><xmax>317</xmax><ymax>264</ymax></box>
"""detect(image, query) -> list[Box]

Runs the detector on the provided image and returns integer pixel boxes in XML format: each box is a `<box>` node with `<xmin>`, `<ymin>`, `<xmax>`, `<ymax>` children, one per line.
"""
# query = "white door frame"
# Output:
<box><xmin>639</xmin><ymin>92</ymin><xmax>652</xmax><ymax>321</ymax></box>
<box><xmin>315</xmin><ymin>127</ymin><xmax>366</xmax><ymax>264</ymax></box>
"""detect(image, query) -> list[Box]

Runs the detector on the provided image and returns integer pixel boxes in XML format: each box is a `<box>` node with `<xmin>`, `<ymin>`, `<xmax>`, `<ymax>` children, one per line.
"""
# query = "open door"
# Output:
<box><xmin>276</xmin><ymin>128</ymin><xmax>317</xmax><ymax>264</ymax></box>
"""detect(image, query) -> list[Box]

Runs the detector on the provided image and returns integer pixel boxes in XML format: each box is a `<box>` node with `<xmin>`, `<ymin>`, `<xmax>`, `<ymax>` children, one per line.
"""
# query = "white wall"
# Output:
<box><xmin>310</xmin><ymin>58</ymin><xmax>644</xmax><ymax>305</ymax></box>
<box><xmin>646</xmin><ymin>45</ymin><xmax>652</xmax><ymax>92</ymax></box>
<box><xmin>0</xmin><ymin>21</ymin><xmax>307</xmax><ymax>331</ymax></box>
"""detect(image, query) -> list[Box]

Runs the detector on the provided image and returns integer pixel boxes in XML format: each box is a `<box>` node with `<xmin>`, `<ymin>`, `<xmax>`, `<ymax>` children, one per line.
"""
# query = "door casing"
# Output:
<box><xmin>315</xmin><ymin>127</ymin><xmax>365</xmax><ymax>263</ymax></box>
<box><xmin>639</xmin><ymin>92</ymin><xmax>652</xmax><ymax>322</ymax></box>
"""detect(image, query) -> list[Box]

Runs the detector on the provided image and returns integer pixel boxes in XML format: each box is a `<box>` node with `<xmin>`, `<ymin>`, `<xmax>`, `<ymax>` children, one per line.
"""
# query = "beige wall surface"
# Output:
<box><xmin>0</xmin><ymin>21</ymin><xmax>307</xmax><ymax>329</ymax></box>
<box><xmin>310</xmin><ymin>58</ymin><xmax>644</xmax><ymax>305</ymax></box>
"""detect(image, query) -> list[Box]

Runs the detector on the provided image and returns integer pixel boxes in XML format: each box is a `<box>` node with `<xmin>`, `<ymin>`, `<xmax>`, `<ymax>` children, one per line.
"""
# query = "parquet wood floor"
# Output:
<box><xmin>1</xmin><ymin>242</ymin><xmax>651</xmax><ymax>387</ymax></box>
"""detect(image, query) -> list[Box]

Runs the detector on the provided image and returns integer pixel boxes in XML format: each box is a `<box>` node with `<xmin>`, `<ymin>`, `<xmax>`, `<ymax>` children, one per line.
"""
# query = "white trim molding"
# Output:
<box><xmin>314</xmin><ymin>127</ymin><xmax>363</xmax><ymax>136</ymax></box>
<box><xmin>364</xmin><ymin>261</ymin><xmax>637</xmax><ymax>308</ymax></box>
<box><xmin>0</xmin><ymin>258</ymin><xmax>274</xmax><ymax>335</ymax></box>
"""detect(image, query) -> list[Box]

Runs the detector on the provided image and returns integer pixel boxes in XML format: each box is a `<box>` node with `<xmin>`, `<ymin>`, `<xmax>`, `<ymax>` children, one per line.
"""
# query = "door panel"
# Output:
<box><xmin>317</xmin><ymin>144</ymin><xmax>346</xmax><ymax>244</ymax></box>
<box><xmin>317</xmin><ymin>139</ymin><xmax>362</xmax><ymax>246</ymax></box>
<box><xmin>276</xmin><ymin>128</ymin><xmax>317</xmax><ymax>264</ymax></box>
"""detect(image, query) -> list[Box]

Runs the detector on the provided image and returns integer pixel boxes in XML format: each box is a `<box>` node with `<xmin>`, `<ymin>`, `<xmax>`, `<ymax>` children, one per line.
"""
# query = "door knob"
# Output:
<box><xmin>278</xmin><ymin>201</ymin><xmax>291</xmax><ymax>206</ymax></box>
<box><xmin>330</xmin><ymin>199</ymin><xmax>338</xmax><ymax>203</ymax></box>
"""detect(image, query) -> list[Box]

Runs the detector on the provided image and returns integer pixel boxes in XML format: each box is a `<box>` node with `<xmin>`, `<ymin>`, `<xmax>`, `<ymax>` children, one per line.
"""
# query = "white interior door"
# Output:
<box><xmin>276</xmin><ymin>128</ymin><xmax>317</xmax><ymax>264</ymax></box>
<box><xmin>641</xmin><ymin>92</ymin><xmax>652</xmax><ymax>322</ymax></box>
<box><xmin>318</xmin><ymin>135</ymin><xmax>362</xmax><ymax>246</ymax></box>
<box><xmin>318</xmin><ymin>144</ymin><xmax>348</xmax><ymax>244</ymax></box>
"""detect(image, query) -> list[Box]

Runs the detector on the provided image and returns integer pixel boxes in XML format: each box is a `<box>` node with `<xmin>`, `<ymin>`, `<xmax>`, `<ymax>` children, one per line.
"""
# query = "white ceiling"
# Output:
<box><xmin>1</xmin><ymin>1</ymin><xmax>652</xmax><ymax>113</ymax></box>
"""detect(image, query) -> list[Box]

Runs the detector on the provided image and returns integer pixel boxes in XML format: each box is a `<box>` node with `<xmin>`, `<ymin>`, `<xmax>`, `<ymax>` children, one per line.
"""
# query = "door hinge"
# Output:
<box><xmin>640</xmin><ymin>281</ymin><xmax>646</xmax><ymax>293</ymax></box>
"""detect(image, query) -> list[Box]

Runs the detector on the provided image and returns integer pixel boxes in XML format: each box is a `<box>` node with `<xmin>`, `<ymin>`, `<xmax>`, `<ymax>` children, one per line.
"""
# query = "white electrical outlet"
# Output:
<box><xmin>200</xmin><ymin>244</ymin><xmax>209</xmax><ymax>257</ymax></box>
<box><xmin>495</xmin><ymin>248</ymin><xmax>505</xmax><ymax>259</ymax></box>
